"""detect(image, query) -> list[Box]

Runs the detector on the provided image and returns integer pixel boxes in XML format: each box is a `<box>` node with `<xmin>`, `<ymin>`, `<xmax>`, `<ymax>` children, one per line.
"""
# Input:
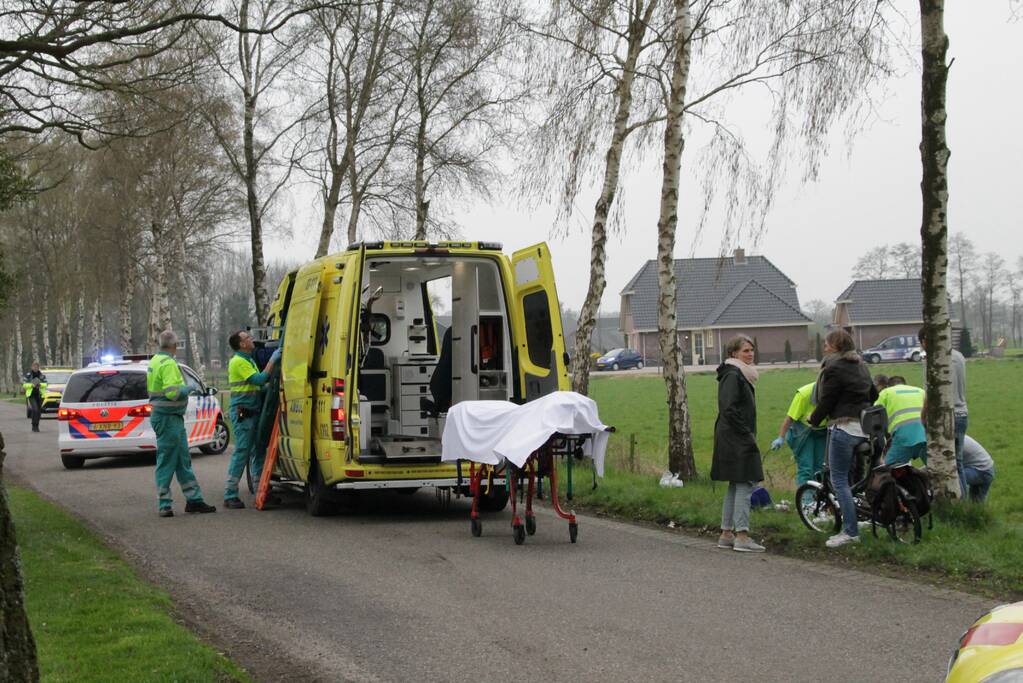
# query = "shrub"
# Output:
<box><xmin>784</xmin><ymin>339</ymin><xmax>792</xmax><ymax>363</ymax></box>
<box><xmin>959</xmin><ymin>327</ymin><xmax>975</xmax><ymax>358</ymax></box>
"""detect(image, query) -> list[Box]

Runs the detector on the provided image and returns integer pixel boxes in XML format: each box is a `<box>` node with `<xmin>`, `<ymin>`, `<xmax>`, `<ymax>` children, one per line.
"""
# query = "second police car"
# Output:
<box><xmin>57</xmin><ymin>360</ymin><xmax>230</xmax><ymax>469</ymax></box>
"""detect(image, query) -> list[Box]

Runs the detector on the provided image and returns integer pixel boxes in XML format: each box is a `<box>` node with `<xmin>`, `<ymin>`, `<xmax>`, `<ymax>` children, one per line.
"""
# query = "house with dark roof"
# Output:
<box><xmin>832</xmin><ymin>278</ymin><xmax>926</xmax><ymax>350</ymax></box>
<box><xmin>619</xmin><ymin>249</ymin><xmax>812</xmax><ymax>365</ymax></box>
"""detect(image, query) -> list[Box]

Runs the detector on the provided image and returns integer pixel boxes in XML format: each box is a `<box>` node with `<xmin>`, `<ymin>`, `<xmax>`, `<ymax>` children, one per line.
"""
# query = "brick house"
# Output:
<box><xmin>619</xmin><ymin>249</ymin><xmax>812</xmax><ymax>365</ymax></box>
<box><xmin>832</xmin><ymin>279</ymin><xmax>926</xmax><ymax>350</ymax></box>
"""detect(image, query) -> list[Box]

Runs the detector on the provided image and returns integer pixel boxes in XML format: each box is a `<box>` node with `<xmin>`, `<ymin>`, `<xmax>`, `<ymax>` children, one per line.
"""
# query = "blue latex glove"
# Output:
<box><xmin>270</xmin><ymin>347</ymin><xmax>282</xmax><ymax>364</ymax></box>
<box><xmin>770</xmin><ymin>436</ymin><xmax>784</xmax><ymax>451</ymax></box>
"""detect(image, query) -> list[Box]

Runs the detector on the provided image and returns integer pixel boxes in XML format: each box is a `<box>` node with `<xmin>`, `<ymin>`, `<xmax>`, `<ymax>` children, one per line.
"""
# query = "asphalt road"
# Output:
<box><xmin>2</xmin><ymin>403</ymin><xmax>991</xmax><ymax>682</ymax></box>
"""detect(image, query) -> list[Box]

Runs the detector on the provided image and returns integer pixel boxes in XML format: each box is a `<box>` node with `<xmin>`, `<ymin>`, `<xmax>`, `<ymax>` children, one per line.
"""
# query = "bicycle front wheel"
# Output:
<box><xmin>887</xmin><ymin>494</ymin><xmax>922</xmax><ymax>544</ymax></box>
<box><xmin>796</xmin><ymin>483</ymin><xmax>841</xmax><ymax>534</ymax></box>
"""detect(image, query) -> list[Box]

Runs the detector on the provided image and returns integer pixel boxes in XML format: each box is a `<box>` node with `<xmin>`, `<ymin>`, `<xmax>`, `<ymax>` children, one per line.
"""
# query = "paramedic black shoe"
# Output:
<box><xmin>158</xmin><ymin>509</ymin><xmax>174</xmax><ymax>518</ymax></box>
<box><xmin>224</xmin><ymin>498</ymin><xmax>245</xmax><ymax>510</ymax></box>
<box><xmin>185</xmin><ymin>501</ymin><xmax>217</xmax><ymax>514</ymax></box>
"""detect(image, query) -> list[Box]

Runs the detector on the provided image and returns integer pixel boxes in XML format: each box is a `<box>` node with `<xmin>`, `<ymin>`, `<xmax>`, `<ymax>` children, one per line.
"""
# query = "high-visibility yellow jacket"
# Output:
<box><xmin>147</xmin><ymin>353</ymin><xmax>189</xmax><ymax>415</ymax></box>
<box><xmin>876</xmin><ymin>384</ymin><xmax>925</xmax><ymax>433</ymax></box>
<box><xmin>22</xmin><ymin>371</ymin><xmax>47</xmax><ymax>399</ymax></box>
<box><xmin>227</xmin><ymin>352</ymin><xmax>270</xmax><ymax>412</ymax></box>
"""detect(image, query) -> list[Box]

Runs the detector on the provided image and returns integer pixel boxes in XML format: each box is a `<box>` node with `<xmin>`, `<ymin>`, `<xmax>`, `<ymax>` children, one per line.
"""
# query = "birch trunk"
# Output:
<box><xmin>40</xmin><ymin>291</ymin><xmax>50</xmax><ymax>365</ymax></box>
<box><xmin>656</xmin><ymin>0</ymin><xmax>696</xmax><ymax>479</ymax></box>
<box><xmin>57</xmin><ymin>302</ymin><xmax>70</xmax><ymax>367</ymax></box>
<box><xmin>175</xmin><ymin>238</ymin><xmax>205</xmax><ymax>378</ymax></box>
<box><xmin>14</xmin><ymin>310</ymin><xmax>23</xmax><ymax>379</ymax></box>
<box><xmin>91</xmin><ymin>298</ymin><xmax>103</xmax><ymax>363</ymax></box>
<box><xmin>919</xmin><ymin>0</ymin><xmax>959</xmax><ymax>499</ymax></box>
<box><xmin>0</xmin><ymin>435</ymin><xmax>40</xmax><ymax>682</ymax></box>
<box><xmin>413</xmin><ymin>114</ymin><xmax>428</xmax><ymax>240</ymax></box>
<box><xmin>240</xmin><ymin>0</ymin><xmax>269</xmax><ymax>322</ymax></box>
<box><xmin>28</xmin><ymin>305</ymin><xmax>38</xmax><ymax>366</ymax></box>
<box><xmin>570</xmin><ymin>4</ymin><xmax>653</xmax><ymax>396</ymax></box>
<box><xmin>315</xmin><ymin>102</ymin><xmax>348</xmax><ymax>256</ymax></box>
<box><xmin>147</xmin><ymin>222</ymin><xmax>172</xmax><ymax>353</ymax></box>
<box><xmin>74</xmin><ymin>291</ymin><xmax>84</xmax><ymax>367</ymax></box>
<box><xmin>120</xmin><ymin>264</ymin><xmax>136</xmax><ymax>354</ymax></box>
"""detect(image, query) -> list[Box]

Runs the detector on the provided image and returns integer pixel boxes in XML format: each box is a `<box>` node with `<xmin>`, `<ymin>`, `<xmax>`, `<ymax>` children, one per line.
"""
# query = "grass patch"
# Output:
<box><xmin>9</xmin><ymin>486</ymin><xmax>250</xmax><ymax>683</ymax></box>
<box><xmin>577</xmin><ymin>359</ymin><xmax>1023</xmax><ymax>597</ymax></box>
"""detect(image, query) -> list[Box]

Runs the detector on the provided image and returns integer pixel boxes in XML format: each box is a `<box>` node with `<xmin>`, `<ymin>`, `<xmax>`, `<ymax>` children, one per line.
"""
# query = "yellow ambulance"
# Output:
<box><xmin>265</xmin><ymin>240</ymin><xmax>570</xmax><ymax>515</ymax></box>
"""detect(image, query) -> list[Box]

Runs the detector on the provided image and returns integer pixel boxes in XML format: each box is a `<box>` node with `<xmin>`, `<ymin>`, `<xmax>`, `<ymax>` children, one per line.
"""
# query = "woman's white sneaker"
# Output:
<box><xmin>826</xmin><ymin>532</ymin><xmax>860</xmax><ymax>548</ymax></box>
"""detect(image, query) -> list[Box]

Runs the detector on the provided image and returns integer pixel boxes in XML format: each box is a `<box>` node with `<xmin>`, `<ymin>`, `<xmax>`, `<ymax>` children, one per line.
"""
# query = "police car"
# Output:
<box><xmin>57</xmin><ymin>360</ymin><xmax>229</xmax><ymax>470</ymax></box>
<box><xmin>862</xmin><ymin>335</ymin><xmax>923</xmax><ymax>364</ymax></box>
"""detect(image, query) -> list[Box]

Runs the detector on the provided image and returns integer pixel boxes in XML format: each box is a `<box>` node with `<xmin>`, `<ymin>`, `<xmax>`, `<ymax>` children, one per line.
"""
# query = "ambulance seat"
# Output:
<box><xmin>359</xmin><ymin>348</ymin><xmax>390</xmax><ymax>432</ymax></box>
<box><xmin>421</xmin><ymin>328</ymin><xmax>452</xmax><ymax>416</ymax></box>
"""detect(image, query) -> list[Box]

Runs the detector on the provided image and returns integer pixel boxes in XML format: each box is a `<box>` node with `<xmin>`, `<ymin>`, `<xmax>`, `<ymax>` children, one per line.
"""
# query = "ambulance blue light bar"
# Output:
<box><xmin>477</xmin><ymin>242</ymin><xmax>503</xmax><ymax>251</ymax></box>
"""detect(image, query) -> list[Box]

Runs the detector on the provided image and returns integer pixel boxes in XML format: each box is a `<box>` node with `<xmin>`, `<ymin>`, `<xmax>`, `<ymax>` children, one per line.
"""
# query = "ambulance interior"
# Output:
<box><xmin>356</xmin><ymin>256</ymin><xmax>513</xmax><ymax>461</ymax></box>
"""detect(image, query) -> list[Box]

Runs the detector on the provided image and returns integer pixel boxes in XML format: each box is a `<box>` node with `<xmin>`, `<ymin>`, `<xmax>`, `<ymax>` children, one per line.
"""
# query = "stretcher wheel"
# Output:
<box><xmin>471</xmin><ymin>518</ymin><xmax>482</xmax><ymax>537</ymax></box>
<box><xmin>525</xmin><ymin>516</ymin><xmax>536</xmax><ymax>536</ymax></box>
<box><xmin>569</xmin><ymin>523</ymin><xmax>578</xmax><ymax>543</ymax></box>
<box><xmin>513</xmin><ymin>524</ymin><xmax>526</xmax><ymax>545</ymax></box>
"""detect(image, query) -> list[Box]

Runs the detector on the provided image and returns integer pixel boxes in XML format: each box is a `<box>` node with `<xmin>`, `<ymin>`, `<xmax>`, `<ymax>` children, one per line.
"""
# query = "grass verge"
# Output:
<box><xmin>9</xmin><ymin>486</ymin><xmax>250</xmax><ymax>683</ymax></box>
<box><xmin>578</xmin><ymin>358</ymin><xmax>1023</xmax><ymax>598</ymax></box>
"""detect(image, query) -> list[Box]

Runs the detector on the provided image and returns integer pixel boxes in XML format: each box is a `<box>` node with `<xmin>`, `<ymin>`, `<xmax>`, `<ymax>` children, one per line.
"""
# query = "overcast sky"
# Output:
<box><xmin>265</xmin><ymin>2</ymin><xmax>1022</xmax><ymax>315</ymax></box>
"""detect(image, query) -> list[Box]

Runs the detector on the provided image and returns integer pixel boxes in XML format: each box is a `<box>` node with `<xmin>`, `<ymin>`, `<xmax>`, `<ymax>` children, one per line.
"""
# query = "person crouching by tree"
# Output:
<box><xmin>223</xmin><ymin>330</ymin><xmax>280</xmax><ymax>509</ymax></box>
<box><xmin>712</xmin><ymin>335</ymin><xmax>765</xmax><ymax>553</ymax></box>
<box><xmin>875</xmin><ymin>375</ymin><xmax>926</xmax><ymax>466</ymax></box>
<box><xmin>148</xmin><ymin>330</ymin><xmax>216</xmax><ymax>518</ymax></box>
<box><xmin>808</xmin><ymin>330</ymin><xmax>878</xmax><ymax>548</ymax></box>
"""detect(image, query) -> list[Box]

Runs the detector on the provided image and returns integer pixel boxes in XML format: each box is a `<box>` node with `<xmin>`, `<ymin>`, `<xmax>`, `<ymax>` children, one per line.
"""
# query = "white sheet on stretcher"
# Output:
<box><xmin>440</xmin><ymin>391</ymin><xmax>610</xmax><ymax>476</ymax></box>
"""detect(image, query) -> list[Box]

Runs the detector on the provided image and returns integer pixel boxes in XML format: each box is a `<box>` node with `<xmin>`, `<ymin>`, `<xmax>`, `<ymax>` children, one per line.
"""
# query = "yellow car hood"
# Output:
<box><xmin>947</xmin><ymin>603</ymin><xmax>1023</xmax><ymax>682</ymax></box>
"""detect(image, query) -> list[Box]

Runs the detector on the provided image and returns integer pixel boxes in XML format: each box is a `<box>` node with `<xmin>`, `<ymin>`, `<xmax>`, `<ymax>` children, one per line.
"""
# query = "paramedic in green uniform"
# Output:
<box><xmin>771</xmin><ymin>382</ymin><xmax>828</xmax><ymax>487</ymax></box>
<box><xmin>148</xmin><ymin>330</ymin><xmax>216</xmax><ymax>518</ymax></box>
<box><xmin>875</xmin><ymin>375</ymin><xmax>927</xmax><ymax>466</ymax></box>
<box><xmin>223</xmin><ymin>330</ymin><xmax>281</xmax><ymax>509</ymax></box>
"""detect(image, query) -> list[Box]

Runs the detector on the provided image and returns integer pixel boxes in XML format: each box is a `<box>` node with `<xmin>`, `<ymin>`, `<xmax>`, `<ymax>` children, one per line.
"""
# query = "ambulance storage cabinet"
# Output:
<box><xmin>391</xmin><ymin>361</ymin><xmax>437</xmax><ymax>437</ymax></box>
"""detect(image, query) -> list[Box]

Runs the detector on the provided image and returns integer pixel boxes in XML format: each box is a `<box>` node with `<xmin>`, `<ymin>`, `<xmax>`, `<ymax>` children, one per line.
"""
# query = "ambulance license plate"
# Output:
<box><xmin>90</xmin><ymin>422</ymin><xmax>122</xmax><ymax>431</ymax></box>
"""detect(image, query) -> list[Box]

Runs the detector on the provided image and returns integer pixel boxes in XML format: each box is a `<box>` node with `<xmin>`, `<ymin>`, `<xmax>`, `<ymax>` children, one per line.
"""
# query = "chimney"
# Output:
<box><xmin>733</xmin><ymin>247</ymin><xmax>747</xmax><ymax>265</ymax></box>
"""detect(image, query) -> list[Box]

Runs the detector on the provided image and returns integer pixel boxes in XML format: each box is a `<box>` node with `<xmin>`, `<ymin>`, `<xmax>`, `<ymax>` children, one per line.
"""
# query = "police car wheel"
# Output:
<box><xmin>60</xmin><ymin>455</ymin><xmax>85</xmax><ymax>470</ymax></box>
<box><xmin>199</xmin><ymin>419</ymin><xmax>230</xmax><ymax>455</ymax></box>
<box><xmin>911</xmin><ymin>352</ymin><xmax>921</xmax><ymax>362</ymax></box>
<box><xmin>867</xmin><ymin>354</ymin><xmax>880</xmax><ymax>364</ymax></box>
<box><xmin>637</xmin><ymin>361</ymin><xmax>644</xmax><ymax>370</ymax></box>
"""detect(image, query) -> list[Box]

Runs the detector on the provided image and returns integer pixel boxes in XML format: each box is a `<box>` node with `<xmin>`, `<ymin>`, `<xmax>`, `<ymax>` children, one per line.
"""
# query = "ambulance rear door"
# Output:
<box><xmin>510</xmin><ymin>243</ymin><xmax>569</xmax><ymax>401</ymax></box>
<box><xmin>278</xmin><ymin>263</ymin><xmax>325</xmax><ymax>481</ymax></box>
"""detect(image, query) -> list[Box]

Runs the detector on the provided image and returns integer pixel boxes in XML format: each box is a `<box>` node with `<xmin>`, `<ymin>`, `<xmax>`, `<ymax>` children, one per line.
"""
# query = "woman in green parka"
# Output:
<box><xmin>711</xmin><ymin>335</ymin><xmax>765</xmax><ymax>552</ymax></box>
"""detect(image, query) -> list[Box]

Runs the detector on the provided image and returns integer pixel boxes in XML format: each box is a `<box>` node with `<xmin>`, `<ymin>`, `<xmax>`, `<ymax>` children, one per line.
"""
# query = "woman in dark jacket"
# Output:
<box><xmin>808</xmin><ymin>329</ymin><xmax>878</xmax><ymax>548</ymax></box>
<box><xmin>711</xmin><ymin>335</ymin><xmax>765</xmax><ymax>553</ymax></box>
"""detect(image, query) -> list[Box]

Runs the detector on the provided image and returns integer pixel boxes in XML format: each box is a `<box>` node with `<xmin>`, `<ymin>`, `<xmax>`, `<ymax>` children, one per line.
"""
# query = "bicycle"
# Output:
<box><xmin>795</xmin><ymin>406</ymin><xmax>922</xmax><ymax>544</ymax></box>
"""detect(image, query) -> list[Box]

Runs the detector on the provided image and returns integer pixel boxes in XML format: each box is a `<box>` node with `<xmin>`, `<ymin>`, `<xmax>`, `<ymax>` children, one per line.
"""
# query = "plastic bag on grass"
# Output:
<box><xmin>659</xmin><ymin>472</ymin><xmax>684</xmax><ymax>488</ymax></box>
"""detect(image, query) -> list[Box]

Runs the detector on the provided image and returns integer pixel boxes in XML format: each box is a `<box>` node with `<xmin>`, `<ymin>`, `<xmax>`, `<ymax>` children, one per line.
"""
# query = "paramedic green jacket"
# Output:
<box><xmin>875</xmin><ymin>384</ymin><xmax>926</xmax><ymax>465</ymax></box>
<box><xmin>147</xmin><ymin>352</ymin><xmax>206</xmax><ymax>512</ymax></box>
<box><xmin>224</xmin><ymin>352</ymin><xmax>271</xmax><ymax>500</ymax></box>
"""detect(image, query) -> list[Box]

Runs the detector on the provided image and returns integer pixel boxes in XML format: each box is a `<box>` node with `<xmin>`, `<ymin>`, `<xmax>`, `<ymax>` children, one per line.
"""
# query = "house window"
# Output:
<box><xmin>694</xmin><ymin>331</ymin><xmax>704</xmax><ymax>362</ymax></box>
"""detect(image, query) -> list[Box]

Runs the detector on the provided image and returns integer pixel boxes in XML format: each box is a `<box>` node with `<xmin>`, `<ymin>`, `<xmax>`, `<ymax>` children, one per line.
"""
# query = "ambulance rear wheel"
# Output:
<box><xmin>305</xmin><ymin>461</ymin><xmax>334</xmax><ymax>517</ymax></box>
<box><xmin>60</xmin><ymin>455</ymin><xmax>85</xmax><ymax>470</ymax></box>
<box><xmin>477</xmin><ymin>486</ymin><xmax>509</xmax><ymax>512</ymax></box>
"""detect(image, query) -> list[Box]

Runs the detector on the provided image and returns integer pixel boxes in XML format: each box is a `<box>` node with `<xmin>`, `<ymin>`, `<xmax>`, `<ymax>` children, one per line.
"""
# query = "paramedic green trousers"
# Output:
<box><xmin>787</xmin><ymin>421</ymin><xmax>828</xmax><ymax>487</ymax></box>
<box><xmin>152</xmin><ymin>411</ymin><xmax>204</xmax><ymax>511</ymax></box>
<box><xmin>224</xmin><ymin>408</ymin><xmax>261</xmax><ymax>500</ymax></box>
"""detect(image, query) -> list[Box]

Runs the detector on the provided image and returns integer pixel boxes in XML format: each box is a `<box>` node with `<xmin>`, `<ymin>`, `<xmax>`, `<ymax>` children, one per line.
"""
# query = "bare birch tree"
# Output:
<box><xmin>399</xmin><ymin>0</ymin><xmax>525</xmax><ymax>240</ymax></box>
<box><xmin>918</xmin><ymin>0</ymin><xmax>959</xmax><ymax>498</ymax></box>
<box><xmin>948</xmin><ymin>232</ymin><xmax>976</xmax><ymax>325</ymax></box>
<box><xmin>526</xmin><ymin>0</ymin><xmax>669</xmax><ymax>396</ymax></box>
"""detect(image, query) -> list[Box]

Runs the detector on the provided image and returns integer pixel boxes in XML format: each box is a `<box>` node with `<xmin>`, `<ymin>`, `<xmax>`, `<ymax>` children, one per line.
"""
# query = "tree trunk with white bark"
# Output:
<box><xmin>13</xmin><ymin>310</ymin><xmax>23</xmax><ymax>379</ymax></box>
<box><xmin>28</xmin><ymin>304</ymin><xmax>38</xmax><ymax>366</ymax></box>
<box><xmin>40</xmin><ymin>291</ymin><xmax>50</xmax><ymax>365</ymax></box>
<box><xmin>147</xmin><ymin>222</ymin><xmax>172</xmax><ymax>352</ymax></box>
<box><xmin>656</xmin><ymin>0</ymin><xmax>696</xmax><ymax>479</ymax></box>
<box><xmin>120</xmin><ymin>264</ymin><xmax>136</xmax><ymax>354</ymax></box>
<box><xmin>74</xmin><ymin>291</ymin><xmax>84</xmax><ymax>367</ymax></box>
<box><xmin>570</xmin><ymin>7</ymin><xmax>652</xmax><ymax>396</ymax></box>
<box><xmin>919</xmin><ymin>0</ymin><xmax>959</xmax><ymax>499</ymax></box>
<box><xmin>176</xmin><ymin>238</ymin><xmax>204</xmax><ymax>378</ymax></box>
<box><xmin>91</xmin><ymin>298</ymin><xmax>103</xmax><ymax>363</ymax></box>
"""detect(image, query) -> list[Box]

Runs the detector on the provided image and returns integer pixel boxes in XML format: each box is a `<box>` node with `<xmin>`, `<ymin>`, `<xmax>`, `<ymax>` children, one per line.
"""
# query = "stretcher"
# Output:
<box><xmin>440</xmin><ymin>391</ymin><xmax>613</xmax><ymax>545</ymax></box>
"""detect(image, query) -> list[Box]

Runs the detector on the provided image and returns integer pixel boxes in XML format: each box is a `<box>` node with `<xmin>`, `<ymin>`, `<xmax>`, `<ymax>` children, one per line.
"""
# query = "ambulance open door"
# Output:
<box><xmin>510</xmin><ymin>243</ymin><xmax>569</xmax><ymax>401</ymax></box>
<box><xmin>278</xmin><ymin>264</ymin><xmax>324</xmax><ymax>480</ymax></box>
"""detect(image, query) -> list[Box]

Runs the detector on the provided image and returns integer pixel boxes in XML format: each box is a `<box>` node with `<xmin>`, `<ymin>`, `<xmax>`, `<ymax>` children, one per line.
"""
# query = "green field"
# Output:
<box><xmin>9</xmin><ymin>486</ymin><xmax>249</xmax><ymax>683</ymax></box>
<box><xmin>580</xmin><ymin>358</ymin><xmax>1023</xmax><ymax>596</ymax></box>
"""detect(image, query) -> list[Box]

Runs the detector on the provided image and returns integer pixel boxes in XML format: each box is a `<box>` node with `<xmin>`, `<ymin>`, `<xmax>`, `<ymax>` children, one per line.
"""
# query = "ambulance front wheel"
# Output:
<box><xmin>305</xmin><ymin>460</ymin><xmax>334</xmax><ymax>517</ymax></box>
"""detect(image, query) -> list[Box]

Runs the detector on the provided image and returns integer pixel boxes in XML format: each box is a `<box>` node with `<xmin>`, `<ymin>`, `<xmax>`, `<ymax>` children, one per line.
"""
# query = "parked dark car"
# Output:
<box><xmin>595</xmin><ymin>348</ymin><xmax>644</xmax><ymax>371</ymax></box>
